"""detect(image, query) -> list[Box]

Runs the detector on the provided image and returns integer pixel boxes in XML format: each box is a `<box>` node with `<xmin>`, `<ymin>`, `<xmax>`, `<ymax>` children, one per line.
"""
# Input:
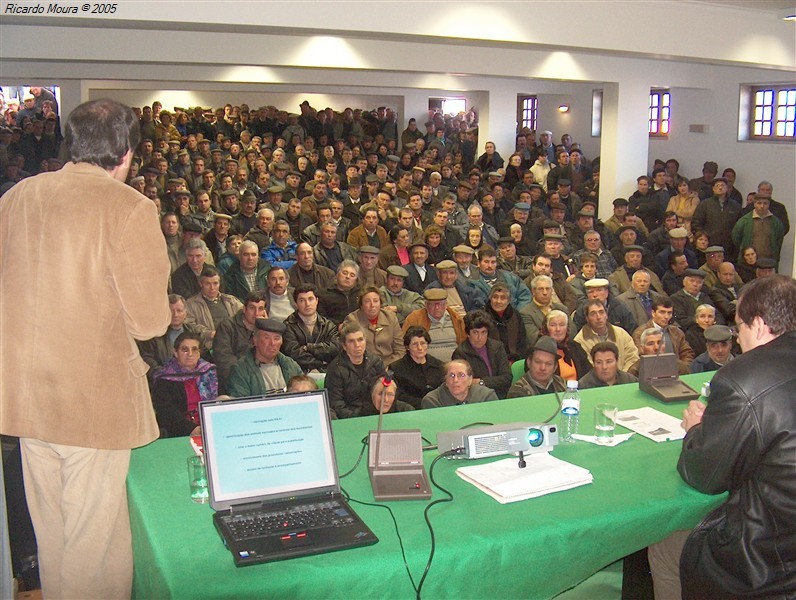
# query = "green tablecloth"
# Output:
<box><xmin>128</xmin><ymin>372</ymin><xmax>724</xmax><ymax>599</ymax></box>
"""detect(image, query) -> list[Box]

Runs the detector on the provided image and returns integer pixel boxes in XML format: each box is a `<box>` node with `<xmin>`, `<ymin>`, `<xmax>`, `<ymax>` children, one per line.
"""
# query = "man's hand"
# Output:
<box><xmin>682</xmin><ymin>400</ymin><xmax>706</xmax><ymax>432</ymax></box>
<box><xmin>383</xmin><ymin>305</ymin><xmax>398</xmax><ymax>313</ymax></box>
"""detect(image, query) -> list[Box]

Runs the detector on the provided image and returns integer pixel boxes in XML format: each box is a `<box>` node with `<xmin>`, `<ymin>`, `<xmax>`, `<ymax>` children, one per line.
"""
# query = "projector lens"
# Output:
<box><xmin>528</xmin><ymin>428</ymin><xmax>544</xmax><ymax>447</ymax></box>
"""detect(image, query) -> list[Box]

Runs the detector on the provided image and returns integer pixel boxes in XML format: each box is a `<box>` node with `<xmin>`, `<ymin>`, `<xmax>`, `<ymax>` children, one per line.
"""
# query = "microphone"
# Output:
<box><xmin>373</xmin><ymin>370</ymin><xmax>394</xmax><ymax>471</ymax></box>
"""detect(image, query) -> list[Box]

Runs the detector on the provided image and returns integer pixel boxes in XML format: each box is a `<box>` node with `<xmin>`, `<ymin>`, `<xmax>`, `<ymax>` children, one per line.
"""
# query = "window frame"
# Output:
<box><xmin>648</xmin><ymin>88</ymin><xmax>670</xmax><ymax>138</ymax></box>
<box><xmin>748</xmin><ymin>84</ymin><xmax>796</xmax><ymax>141</ymax></box>
<box><xmin>517</xmin><ymin>95</ymin><xmax>538</xmax><ymax>132</ymax></box>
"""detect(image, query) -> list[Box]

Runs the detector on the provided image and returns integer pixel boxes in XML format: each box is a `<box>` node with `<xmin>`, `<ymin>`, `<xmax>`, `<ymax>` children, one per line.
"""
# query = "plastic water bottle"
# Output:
<box><xmin>560</xmin><ymin>380</ymin><xmax>581</xmax><ymax>443</ymax></box>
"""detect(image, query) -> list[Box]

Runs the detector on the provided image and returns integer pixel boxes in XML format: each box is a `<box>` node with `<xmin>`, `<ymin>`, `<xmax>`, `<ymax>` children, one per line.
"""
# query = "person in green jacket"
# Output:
<box><xmin>228</xmin><ymin>318</ymin><xmax>302</xmax><ymax>397</ymax></box>
<box><xmin>731</xmin><ymin>196</ymin><xmax>785</xmax><ymax>266</ymax></box>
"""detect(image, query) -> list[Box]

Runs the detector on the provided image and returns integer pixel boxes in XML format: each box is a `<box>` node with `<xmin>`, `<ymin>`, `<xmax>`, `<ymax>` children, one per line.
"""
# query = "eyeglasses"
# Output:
<box><xmin>447</xmin><ymin>372</ymin><xmax>470</xmax><ymax>381</ymax></box>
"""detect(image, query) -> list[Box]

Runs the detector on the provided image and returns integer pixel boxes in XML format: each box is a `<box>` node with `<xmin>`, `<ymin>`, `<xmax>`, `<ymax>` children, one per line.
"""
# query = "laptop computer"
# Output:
<box><xmin>200</xmin><ymin>390</ymin><xmax>378</xmax><ymax>567</ymax></box>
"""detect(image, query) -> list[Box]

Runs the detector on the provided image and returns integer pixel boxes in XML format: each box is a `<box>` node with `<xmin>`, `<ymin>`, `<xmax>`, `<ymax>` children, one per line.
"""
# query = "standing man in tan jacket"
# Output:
<box><xmin>0</xmin><ymin>99</ymin><xmax>171</xmax><ymax>599</ymax></box>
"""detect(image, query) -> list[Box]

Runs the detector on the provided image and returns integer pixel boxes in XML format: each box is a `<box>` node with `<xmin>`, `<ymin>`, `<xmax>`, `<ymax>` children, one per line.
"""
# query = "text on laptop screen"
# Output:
<box><xmin>202</xmin><ymin>393</ymin><xmax>337</xmax><ymax>504</ymax></box>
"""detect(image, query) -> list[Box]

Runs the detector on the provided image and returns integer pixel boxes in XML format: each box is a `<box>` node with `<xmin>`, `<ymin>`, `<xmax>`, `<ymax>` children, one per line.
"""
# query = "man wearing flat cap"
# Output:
<box><xmin>671</xmin><ymin>269</ymin><xmax>722</xmax><ymax>330</ymax></box>
<box><xmin>380</xmin><ymin>266</ymin><xmax>424</xmax><ymax>324</ymax></box>
<box><xmin>507</xmin><ymin>336</ymin><xmax>567</xmax><ymax>398</ymax></box>
<box><xmin>691</xmin><ymin>177</ymin><xmax>741</xmax><ymax>259</ymax></box>
<box><xmin>227</xmin><ymin>317</ymin><xmax>302</xmax><ymax>397</ymax></box>
<box><xmin>690</xmin><ymin>325</ymin><xmax>736</xmax><ymax>373</ymax></box>
<box><xmin>402</xmin><ymin>288</ymin><xmax>467</xmax><ymax>362</ymax></box>
<box><xmin>656</xmin><ymin>226</ymin><xmax>697</xmax><ymax>274</ymax></box>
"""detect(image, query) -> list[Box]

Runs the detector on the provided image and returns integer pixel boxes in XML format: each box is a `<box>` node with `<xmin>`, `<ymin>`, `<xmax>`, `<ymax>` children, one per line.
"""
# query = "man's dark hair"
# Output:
<box><xmin>403</xmin><ymin>325</ymin><xmax>430</xmax><ymax>347</ymax></box>
<box><xmin>652</xmin><ymin>297</ymin><xmax>673</xmax><ymax>311</ymax></box>
<box><xmin>244</xmin><ymin>291</ymin><xmax>267</xmax><ymax>307</ymax></box>
<box><xmin>65</xmin><ymin>99</ymin><xmax>140</xmax><ymax>169</ymax></box>
<box><xmin>173</xmin><ymin>330</ymin><xmax>202</xmax><ymax>351</ymax></box>
<box><xmin>652</xmin><ymin>167</ymin><xmax>666</xmax><ymax>177</ymax></box>
<box><xmin>737</xmin><ymin>275</ymin><xmax>796</xmax><ymax>336</ymax></box>
<box><xmin>590</xmin><ymin>341</ymin><xmax>619</xmax><ymax>361</ymax></box>
<box><xmin>464</xmin><ymin>310</ymin><xmax>494</xmax><ymax>334</ymax></box>
<box><xmin>585</xmin><ymin>299</ymin><xmax>606</xmax><ymax>314</ymax></box>
<box><xmin>293</xmin><ymin>283</ymin><xmax>318</xmax><ymax>302</ymax></box>
<box><xmin>199</xmin><ymin>266</ymin><xmax>220</xmax><ymax>279</ymax></box>
<box><xmin>668</xmin><ymin>250</ymin><xmax>686</xmax><ymax>267</ymax></box>
<box><xmin>478</xmin><ymin>246</ymin><xmax>497</xmax><ymax>260</ymax></box>
<box><xmin>579</xmin><ymin>252</ymin><xmax>599</xmax><ymax>266</ymax></box>
<box><xmin>389</xmin><ymin>225</ymin><xmax>409</xmax><ymax>243</ymax></box>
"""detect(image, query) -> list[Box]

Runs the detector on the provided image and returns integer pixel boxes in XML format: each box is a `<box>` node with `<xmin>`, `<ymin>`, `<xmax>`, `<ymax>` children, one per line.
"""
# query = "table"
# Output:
<box><xmin>128</xmin><ymin>372</ymin><xmax>724</xmax><ymax>599</ymax></box>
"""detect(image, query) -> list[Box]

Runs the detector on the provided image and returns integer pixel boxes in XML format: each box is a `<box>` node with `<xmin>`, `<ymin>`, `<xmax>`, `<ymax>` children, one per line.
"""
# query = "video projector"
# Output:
<box><xmin>437</xmin><ymin>422</ymin><xmax>558</xmax><ymax>460</ymax></box>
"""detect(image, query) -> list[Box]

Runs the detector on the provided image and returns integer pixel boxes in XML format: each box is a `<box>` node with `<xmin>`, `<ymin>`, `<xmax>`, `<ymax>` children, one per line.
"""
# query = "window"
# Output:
<box><xmin>591</xmin><ymin>90</ymin><xmax>603</xmax><ymax>137</ymax></box>
<box><xmin>649</xmin><ymin>89</ymin><xmax>670</xmax><ymax>137</ymax></box>
<box><xmin>518</xmin><ymin>95</ymin><xmax>538</xmax><ymax>131</ymax></box>
<box><xmin>751</xmin><ymin>85</ymin><xmax>796</xmax><ymax>140</ymax></box>
<box><xmin>429</xmin><ymin>97</ymin><xmax>466</xmax><ymax>117</ymax></box>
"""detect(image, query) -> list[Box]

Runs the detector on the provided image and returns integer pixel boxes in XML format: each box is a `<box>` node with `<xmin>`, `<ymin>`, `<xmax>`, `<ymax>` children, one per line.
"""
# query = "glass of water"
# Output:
<box><xmin>187</xmin><ymin>456</ymin><xmax>209</xmax><ymax>503</ymax></box>
<box><xmin>594</xmin><ymin>403</ymin><xmax>618</xmax><ymax>445</ymax></box>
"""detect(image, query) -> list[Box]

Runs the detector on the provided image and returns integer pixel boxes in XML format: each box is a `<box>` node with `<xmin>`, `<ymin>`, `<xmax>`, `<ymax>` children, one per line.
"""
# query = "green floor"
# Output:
<box><xmin>554</xmin><ymin>560</ymin><xmax>623</xmax><ymax>599</ymax></box>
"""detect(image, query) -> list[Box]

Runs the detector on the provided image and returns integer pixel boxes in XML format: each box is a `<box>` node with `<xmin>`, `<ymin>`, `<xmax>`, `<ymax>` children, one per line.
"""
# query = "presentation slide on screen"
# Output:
<box><xmin>205</xmin><ymin>398</ymin><xmax>335</xmax><ymax>500</ymax></box>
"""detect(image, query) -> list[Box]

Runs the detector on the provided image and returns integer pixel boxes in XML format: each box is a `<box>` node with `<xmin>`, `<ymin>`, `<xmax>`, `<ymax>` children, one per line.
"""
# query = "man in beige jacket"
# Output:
<box><xmin>0</xmin><ymin>99</ymin><xmax>171</xmax><ymax>599</ymax></box>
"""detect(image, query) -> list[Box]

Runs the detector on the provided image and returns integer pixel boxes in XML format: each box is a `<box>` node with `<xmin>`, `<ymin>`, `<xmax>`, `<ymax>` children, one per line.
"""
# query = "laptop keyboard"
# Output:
<box><xmin>222</xmin><ymin>500</ymin><xmax>356</xmax><ymax>542</ymax></box>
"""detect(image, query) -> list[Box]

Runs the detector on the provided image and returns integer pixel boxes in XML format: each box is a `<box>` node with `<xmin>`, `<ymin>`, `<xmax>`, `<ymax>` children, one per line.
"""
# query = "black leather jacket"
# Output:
<box><xmin>678</xmin><ymin>331</ymin><xmax>796</xmax><ymax>598</ymax></box>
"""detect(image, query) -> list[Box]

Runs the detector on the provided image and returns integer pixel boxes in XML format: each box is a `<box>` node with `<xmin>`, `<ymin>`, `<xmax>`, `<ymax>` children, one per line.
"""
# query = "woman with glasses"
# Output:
<box><xmin>421</xmin><ymin>359</ymin><xmax>498</xmax><ymax>409</ymax></box>
<box><xmin>391</xmin><ymin>326</ymin><xmax>446</xmax><ymax>409</ymax></box>
<box><xmin>152</xmin><ymin>332</ymin><xmax>218</xmax><ymax>437</ymax></box>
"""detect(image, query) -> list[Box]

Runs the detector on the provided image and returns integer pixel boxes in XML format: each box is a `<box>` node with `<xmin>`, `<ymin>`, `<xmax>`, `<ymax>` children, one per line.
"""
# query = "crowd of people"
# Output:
<box><xmin>40</xmin><ymin>97</ymin><xmax>778</xmax><ymax>437</ymax></box>
<box><xmin>1</xmin><ymin>94</ymin><xmax>793</xmax><ymax>600</ymax></box>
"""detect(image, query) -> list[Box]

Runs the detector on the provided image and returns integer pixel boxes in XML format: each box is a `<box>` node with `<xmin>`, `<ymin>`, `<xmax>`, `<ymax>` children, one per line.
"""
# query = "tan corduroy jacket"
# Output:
<box><xmin>0</xmin><ymin>162</ymin><xmax>171</xmax><ymax>449</ymax></box>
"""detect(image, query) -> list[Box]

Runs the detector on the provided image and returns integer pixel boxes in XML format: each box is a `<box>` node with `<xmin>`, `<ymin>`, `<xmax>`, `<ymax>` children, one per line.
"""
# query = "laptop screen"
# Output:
<box><xmin>201</xmin><ymin>391</ymin><xmax>339</xmax><ymax>511</ymax></box>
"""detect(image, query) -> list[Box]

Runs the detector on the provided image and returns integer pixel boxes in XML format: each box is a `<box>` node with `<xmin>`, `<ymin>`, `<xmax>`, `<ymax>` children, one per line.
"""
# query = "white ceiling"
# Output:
<box><xmin>689</xmin><ymin>0</ymin><xmax>796</xmax><ymax>15</ymax></box>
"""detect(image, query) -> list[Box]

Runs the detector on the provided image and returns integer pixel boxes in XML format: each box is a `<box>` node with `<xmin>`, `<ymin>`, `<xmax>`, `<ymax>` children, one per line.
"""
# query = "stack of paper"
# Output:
<box><xmin>456</xmin><ymin>453</ymin><xmax>593</xmax><ymax>504</ymax></box>
<box><xmin>615</xmin><ymin>407</ymin><xmax>685</xmax><ymax>442</ymax></box>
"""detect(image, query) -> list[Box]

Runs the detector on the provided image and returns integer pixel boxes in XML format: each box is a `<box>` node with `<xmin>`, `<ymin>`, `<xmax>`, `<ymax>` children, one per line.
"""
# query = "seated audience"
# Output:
<box><xmin>403</xmin><ymin>288</ymin><xmax>467</xmax><ymax>362</ymax></box>
<box><xmin>541</xmin><ymin>309</ymin><xmax>591</xmax><ymax>382</ymax></box>
<box><xmin>452</xmin><ymin>310</ymin><xmax>512</xmax><ymax>398</ymax></box>
<box><xmin>185</xmin><ymin>266</ymin><xmax>243</xmax><ymax>349</ymax></box>
<box><xmin>318</xmin><ymin>259</ymin><xmax>361</xmax><ymax>324</ymax></box>
<box><xmin>227</xmin><ymin>318</ymin><xmax>302</xmax><ymax>397</ymax></box>
<box><xmin>577</xmin><ymin>341</ymin><xmax>638</xmax><ymax>389</ymax></box>
<box><xmin>152</xmin><ymin>332</ymin><xmax>218</xmax><ymax>437</ymax></box>
<box><xmin>391</xmin><ymin>326</ymin><xmax>446</xmax><ymax>410</ymax></box>
<box><xmin>325</xmin><ymin>321</ymin><xmax>386</xmax><ymax>418</ymax></box>
<box><xmin>359</xmin><ymin>375</ymin><xmax>415</xmax><ymax>416</ymax></box>
<box><xmin>343</xmin><ymin>287</ymin><xmax>405</xmax><ymax>367</ymax></box>
<box><xmin>281</xmin><ymin>284</ymin><xmax>340</xmax><ymax>372</ymax></box>
<box><xmin>690</xmin><ymin>324</ymin><xmax>736</xmax><ymax>373</ymax></box>
<box><xmin>213</xmin><ymin>291</ymin><xmax>267</xmax><ymax>392</ymax></box>
<box><xmin>574</xmin><ymin>299</ymin><xmax>640</xmax><ymax>372</ymax></box>
<box><xmin>422</xmin><ymin>359</ymin><xmax>498</xmax><ymax>408</ymax></box>
<box><xmin>379</xmin><ymin>265</ymin><xmax>424</xmax><ymax>324</ymax></box>
<box><xmin>507</xmin><ymin>336</ymin><xmax>567</xmax><ymax>398</ymax></box>
<box><xmin>484</xmin><ymin>282</ymin><xmax>527</xmax><ymax>362</ymax></box>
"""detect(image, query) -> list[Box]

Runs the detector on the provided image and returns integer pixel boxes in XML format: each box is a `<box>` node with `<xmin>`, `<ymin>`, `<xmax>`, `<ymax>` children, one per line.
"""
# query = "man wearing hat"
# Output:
<box><xmin>452</xmin><ymin>244</ymin><xmax>479</xmax><ymax>281</ymax></box>
<box><xmin>402</xmin><ymin>288</ymin><xmax>467</xmax><ymax>362</ymax></box>
<box><xmin>403</xmin><ymin>242</ymin><xmax>438</xmax><ymax>293</ymax></box>
<box><xmin>497</xmin><ymin>236</ymin><xmax>534</xmax><ymax>280</ymax></box>
<box><xmin>609</xmin><ymin>245</ymin><xmax>665</xmax><ymax>295</ymax></box>
<box><xmin>500</xmin><ymin>201</ymin><xmax>538</xmax><ymax>248</ymax></box>
<box><xmin>355</xmin><ymin>245</ymin><xmax>387</xmax><ymax>288</ymax></box>
<box><xmin>689</xmin><ymin>160</ymin><xmax>719</xmax><ymax>200</ymax></box>
<box><xmin>380</xmin><ymin>266</ymin><xmax>425</xmax><ymax>324</ymax></box>
<box><xmin>691</xmin><ymin>177</ymin><xmax>741</xmax><ymax>259</ymax></box>
<box><xmin>605</xmin><ymin>198</ymin><xmax>631</xmax><ymax>234</ymax></box>
<box><xmin>536</xmin><ymin>130</ymin><xmax>556</xmax><ymax>165</ymax></box>
<box><xmin>507</xmin><ymin>336</ymin><xmax>567</xmax><ymax>398</ymax></box>
<box><xmin>697</xmin><ymin>246</ymin><xmax>738</xmax><ymax>289</ymax></box>
<box><xmin>227</xmin><ymin>318</ymin><xmax>303</xmax><ymax>397</ymax></box>
<box><xmin>690</xmin><ymin>325</ymin><xmax>735</xmax><ymax>373</ymax></box>
<box><xmin>656</xmin><ymin>226</ymin><xmax>698</xmax><ymax>274</ymax></box>
<box><xmin>670</xmin><ymin>269</ymin><xmax>722</xmax><ymax>330</ymax></box>
<box><xmin>755</xmin><ymin>257</ymin><xmax>777</xmax><ymax>278</ymax></box>
<box><xmin>573</xmin><ymin>277</ymin><xmax>638</xmax><ymax>334</ymax></box>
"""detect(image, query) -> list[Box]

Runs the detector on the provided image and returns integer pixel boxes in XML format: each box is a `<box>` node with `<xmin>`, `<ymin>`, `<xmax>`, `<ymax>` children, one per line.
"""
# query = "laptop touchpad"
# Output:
<box><xmin>280</xmin><ymin>531</ymin><xmax>313</xmax><ymax>548</ymax></box>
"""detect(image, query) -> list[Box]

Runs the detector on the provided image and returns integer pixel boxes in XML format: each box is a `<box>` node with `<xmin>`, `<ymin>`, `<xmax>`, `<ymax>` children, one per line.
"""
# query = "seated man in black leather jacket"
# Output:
<box><xmin>649</xmin><ymin>275</ymin><xmax>796</xmax><ymax>599</ymax></box>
